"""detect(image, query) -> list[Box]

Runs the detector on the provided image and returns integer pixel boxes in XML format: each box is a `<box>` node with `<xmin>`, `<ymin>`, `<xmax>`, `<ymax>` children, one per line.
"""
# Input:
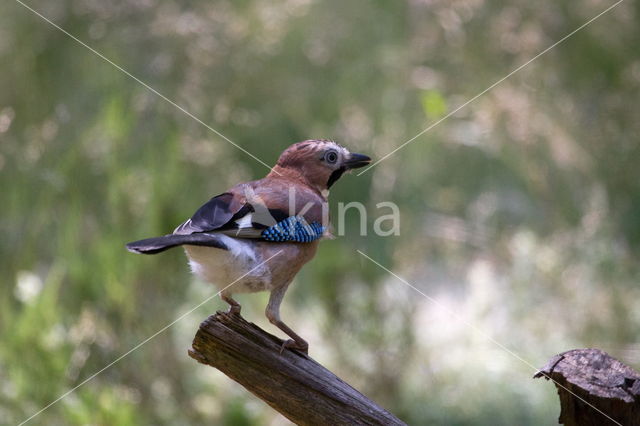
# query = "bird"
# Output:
<box><xmin>126</xmin><ymin>140</ymin><xmax>371</xmax><ymax>353</ymax></box>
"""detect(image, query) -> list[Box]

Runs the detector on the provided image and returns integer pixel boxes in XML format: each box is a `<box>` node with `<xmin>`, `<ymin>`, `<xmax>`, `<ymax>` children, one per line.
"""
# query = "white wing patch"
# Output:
<box><xmin>235</xmin><ymin>213</ymin><xmax>254</xmax><ymax>229</ymax></box>
<box><xmin>221</xmin><ymin>212</ymin><xmax>263</xmax><ymax>238</ymax></box>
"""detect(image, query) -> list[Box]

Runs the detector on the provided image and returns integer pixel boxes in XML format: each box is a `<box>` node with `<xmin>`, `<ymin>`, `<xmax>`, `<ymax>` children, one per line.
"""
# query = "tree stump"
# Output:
<box><xmin>535</xmin><ymin>348</ymin><xmax>640</xmax><ymax>425</ymax></box>
<box><xmin>188</xmin><ymin>312</ymin><xmax>406</xmax><ymax>426</ymax></box>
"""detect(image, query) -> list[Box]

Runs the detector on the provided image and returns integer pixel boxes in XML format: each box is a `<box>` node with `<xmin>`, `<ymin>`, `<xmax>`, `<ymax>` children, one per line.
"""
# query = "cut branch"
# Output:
<box><xmin>188</xmin><ymin>312</ymin><xmax>406</xmax><ymax>426</ymax></box>
<box><xmin>535</xmin><ymin>348</ymin><xmax>640</xmax><ymax>426</ymax></box>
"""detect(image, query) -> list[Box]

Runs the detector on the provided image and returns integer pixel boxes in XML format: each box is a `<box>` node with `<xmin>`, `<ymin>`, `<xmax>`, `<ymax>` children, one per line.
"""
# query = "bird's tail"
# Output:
<box><xmin>126</xmin><ymin>233</ymin><xmax>228</xmax><ymax>255</ymax></box>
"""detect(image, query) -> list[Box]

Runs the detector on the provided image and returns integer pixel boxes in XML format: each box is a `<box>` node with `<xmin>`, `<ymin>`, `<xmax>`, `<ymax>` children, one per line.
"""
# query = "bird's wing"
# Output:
<box><xmin>173</xmin><ymin>188</ymin><xmax>289</xmax><ymax>238</ymax></box>
<box><xmin>174</xmin><ymin>180</ymin><xmax>326</xmax><ymax>241</ymax></box>
<box><xmin>174</xmin><ymin>191</ymin><xmax>246</xmax><ymax>235</ymax></box>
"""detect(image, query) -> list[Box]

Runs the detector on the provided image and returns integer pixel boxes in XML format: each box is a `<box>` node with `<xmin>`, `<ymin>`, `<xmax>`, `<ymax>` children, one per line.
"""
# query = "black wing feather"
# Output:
<box><xmin>173</xmin><ymin>192</ymin><xmax>293</xmax><ymax>238</ymax></box>
<box><xmin>174</xmin><ymin>192</ymin><xmax>240</xmax><ymax>235</ymax></box>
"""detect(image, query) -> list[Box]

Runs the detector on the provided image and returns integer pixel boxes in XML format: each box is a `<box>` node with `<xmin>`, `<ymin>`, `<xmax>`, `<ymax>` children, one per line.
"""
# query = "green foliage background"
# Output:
<box><xmin>1</xmin><ymin>0</ymin><xmax>639</xmax><ymax>424</ymax></box>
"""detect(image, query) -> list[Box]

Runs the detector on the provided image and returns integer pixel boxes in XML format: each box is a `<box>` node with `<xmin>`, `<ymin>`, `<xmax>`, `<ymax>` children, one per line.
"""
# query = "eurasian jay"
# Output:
<box><xmin>126</xmin><ymin>140</ymin><xmax>371</xmax><ymax>353</ymax></box>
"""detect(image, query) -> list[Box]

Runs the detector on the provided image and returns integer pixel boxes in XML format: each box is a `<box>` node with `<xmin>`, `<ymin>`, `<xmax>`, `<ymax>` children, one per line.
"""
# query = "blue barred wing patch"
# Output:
<box><xmin>261</xmin><ymin>216</ymin><xmax>325</xmax><ymax>243</ymax></box>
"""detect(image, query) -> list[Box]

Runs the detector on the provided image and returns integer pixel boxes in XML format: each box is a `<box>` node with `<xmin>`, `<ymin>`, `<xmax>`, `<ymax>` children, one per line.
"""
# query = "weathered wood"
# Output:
<box><xmin>534</xmin><ymin>348</ymin><xmax>640</xmax><ymax>426</ymax></box>
<box><xmin>188</xmin><ymin>312</ymin><xmax>406</xmax><ymax>426</ymax></box>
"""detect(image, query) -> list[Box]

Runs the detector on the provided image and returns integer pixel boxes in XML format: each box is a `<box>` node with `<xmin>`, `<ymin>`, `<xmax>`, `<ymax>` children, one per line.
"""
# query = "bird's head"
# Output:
<box><xmin>269</xmin><ymin>140</ymin><xmax>371</xmax><ymax>193</ymax></box>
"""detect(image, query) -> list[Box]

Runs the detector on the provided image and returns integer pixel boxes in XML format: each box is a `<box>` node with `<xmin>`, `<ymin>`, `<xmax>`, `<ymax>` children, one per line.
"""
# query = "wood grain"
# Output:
<box><xmin>535</xmin><ymin>348</ymin><xmax>640</xmax><ymax>426</ymax></box>
<box><xmin>189</xmin><ymin>312</ymin><xmax>406</xmax><ymax>426</ymax></box>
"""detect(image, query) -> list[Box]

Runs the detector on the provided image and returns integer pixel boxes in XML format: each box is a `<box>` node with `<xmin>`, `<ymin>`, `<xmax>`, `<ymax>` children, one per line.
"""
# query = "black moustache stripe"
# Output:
<box><xmin>327</xmin><ymin>167</ymin><xmax>346</xmax><ymax>188</ymax></box>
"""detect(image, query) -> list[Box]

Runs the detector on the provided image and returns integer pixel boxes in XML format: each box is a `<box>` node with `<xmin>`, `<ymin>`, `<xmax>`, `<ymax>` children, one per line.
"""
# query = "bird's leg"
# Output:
<box><xmin>221</xmin><ymin>294</ymin><xmax>241</xmax><ymax>315</ymax></box>
<box><xmin>266</xmin><ymin>286</ymin><xmax>308</xmax><ymax>354</ymax></box>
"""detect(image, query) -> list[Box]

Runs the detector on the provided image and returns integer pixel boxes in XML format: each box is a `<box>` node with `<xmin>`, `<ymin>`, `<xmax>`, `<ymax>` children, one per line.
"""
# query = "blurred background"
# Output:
<box><xmin>2</xmin><ymin>0</ymin><xmax>639</xmax><ymax>424</ymax></box>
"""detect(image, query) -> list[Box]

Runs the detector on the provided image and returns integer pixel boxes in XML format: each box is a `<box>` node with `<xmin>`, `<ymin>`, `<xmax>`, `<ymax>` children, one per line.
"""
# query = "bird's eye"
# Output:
<box><xmin>324</xmin><ymin>150</ymin><xmax>338</xmax><ymax>164</ymax></box>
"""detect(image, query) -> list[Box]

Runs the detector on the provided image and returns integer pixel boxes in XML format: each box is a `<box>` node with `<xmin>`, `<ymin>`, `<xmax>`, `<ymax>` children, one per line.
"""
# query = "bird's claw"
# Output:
<box><xmin>279</xmin><ymin>339</ymin><xmax>309</xmax><ymax>355</ymax></box>
<box><xmin>227</xmin><ymin>305</ymin><xmax>241</xmax><ymax>316</ymax></box>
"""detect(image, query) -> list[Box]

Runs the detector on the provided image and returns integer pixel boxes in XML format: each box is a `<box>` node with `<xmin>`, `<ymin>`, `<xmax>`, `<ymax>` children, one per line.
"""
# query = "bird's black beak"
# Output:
<box><xmin>344</xmin><ymin>153</ymin><xmax>371</xmax><ymax>169</ymax></box>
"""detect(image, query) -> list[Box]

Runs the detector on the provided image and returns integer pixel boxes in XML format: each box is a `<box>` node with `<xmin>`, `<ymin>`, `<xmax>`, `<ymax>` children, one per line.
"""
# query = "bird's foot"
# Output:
<box><xmin>226</xmin><ymin>305</ymin><xmax>241</xmax><ymax>316</ymax></box>
<box><xmin>222</xmin><ymin>294</ymin><xmax>241</xmax><ymax>316</ymax></box>
<box><xmin>279</xmin><ymin>338</ymin><xmax>309</xmax><ymax>355</ymax></box>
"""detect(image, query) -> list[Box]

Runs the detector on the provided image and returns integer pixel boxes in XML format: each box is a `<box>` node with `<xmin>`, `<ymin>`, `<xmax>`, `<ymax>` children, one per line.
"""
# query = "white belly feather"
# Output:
<box><xmin>184</xmin><ymin>235</ymin><xmax>319</xmax><ymax>298</ymax></box>
<box><xmin>184</xmin><ymin>235</ymin><xmax>272</xmax><ymax>294</ymax></box>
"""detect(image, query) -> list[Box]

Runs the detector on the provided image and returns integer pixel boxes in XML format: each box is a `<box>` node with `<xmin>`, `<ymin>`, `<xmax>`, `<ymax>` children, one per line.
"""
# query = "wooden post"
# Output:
<box><xmin>188</xmin><ymin>312</ymin><xmax>406</xmax><ymax>426</ymax></box>
<box><xmin>534</xmin><ymin>348</ymin><xmax>640</xmax><ymax>426</ymax></box>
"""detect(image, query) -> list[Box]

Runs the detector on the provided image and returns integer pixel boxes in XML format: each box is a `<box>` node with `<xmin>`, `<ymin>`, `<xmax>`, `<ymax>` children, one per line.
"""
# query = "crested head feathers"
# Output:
<box><xmin>268</xmin><ymin>140</ymin><xmax>370</xmax><ymax>193</ymax></box>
